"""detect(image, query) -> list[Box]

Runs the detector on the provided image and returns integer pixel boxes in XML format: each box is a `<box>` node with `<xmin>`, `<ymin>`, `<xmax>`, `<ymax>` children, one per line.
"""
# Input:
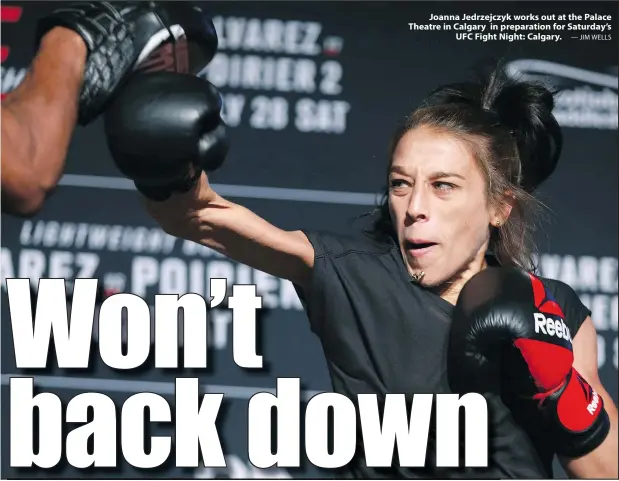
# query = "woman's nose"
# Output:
<box><xmin>406</xmin><ymin>188</ymin><xmax>429</xmax><ymax>221</ymax></box>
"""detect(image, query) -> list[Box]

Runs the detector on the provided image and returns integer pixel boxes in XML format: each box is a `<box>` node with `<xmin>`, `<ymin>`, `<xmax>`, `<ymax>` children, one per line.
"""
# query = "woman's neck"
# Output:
<box><xmin>436</xmin><ymin>255</ymin><xmax>489</xmax><ymax>305</ymax></box>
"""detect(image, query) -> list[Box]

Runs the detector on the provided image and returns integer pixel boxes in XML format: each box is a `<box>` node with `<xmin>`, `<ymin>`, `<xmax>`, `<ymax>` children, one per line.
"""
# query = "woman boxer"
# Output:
<box><xmin>107</xmin><ymin>64</ymin><xmax>618</xmax><ymax>478</ymax></box>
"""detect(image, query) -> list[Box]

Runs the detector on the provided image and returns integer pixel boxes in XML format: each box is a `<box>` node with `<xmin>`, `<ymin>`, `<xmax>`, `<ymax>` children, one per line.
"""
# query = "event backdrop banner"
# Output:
<box><xmin>1</xmin><ymin>1</ymin><xmax>617</xmax><ymax>479</ymax></box>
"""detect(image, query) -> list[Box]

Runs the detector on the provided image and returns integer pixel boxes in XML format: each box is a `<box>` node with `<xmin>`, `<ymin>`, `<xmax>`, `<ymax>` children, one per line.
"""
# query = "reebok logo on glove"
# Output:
<box><xmin>576</xmin><ymin>373</ymin><xmax>601</xmax><ymax>415</ymax></box>
<box><xmin>451</xmin><ymin>268</ymin><xmax>610</xmax><ymax>458</ymax></box>
<box><xmin>533</xmin><ymin>313</ymin><xmax>572</xmax><ymax>342</ymax></box>
<box><xmin>587</xmin><ymin>390</ymin><xmax>600</xmax><ymax>415</ymax></box>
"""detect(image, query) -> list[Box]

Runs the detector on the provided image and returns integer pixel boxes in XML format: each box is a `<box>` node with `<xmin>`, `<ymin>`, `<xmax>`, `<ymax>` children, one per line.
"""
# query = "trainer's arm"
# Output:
<box><xmin>144</xmin><ymin>172</ymin><xmax>315</xmax><ymax>290</ymax></box>
<box><xmin>1</xmin><ymin>27</ymin><xmax>86</xmax><ymax>217</ymax></box>
<box><xmin>560</xmin><ymin>317</ymin><xmax>618</xmax><ymax>479</ymax></box>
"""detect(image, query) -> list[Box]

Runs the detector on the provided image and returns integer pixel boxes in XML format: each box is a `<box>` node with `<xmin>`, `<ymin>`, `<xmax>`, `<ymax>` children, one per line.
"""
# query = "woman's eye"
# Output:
<box><xmin>389</xmin><ymin>179</ymin><xmax>407</xmax><ymax>189</ymax></box>
<box><xmin>434</xmin><ymin>181</ymin><xmax>455</xmax><ymax>192</ymax></box>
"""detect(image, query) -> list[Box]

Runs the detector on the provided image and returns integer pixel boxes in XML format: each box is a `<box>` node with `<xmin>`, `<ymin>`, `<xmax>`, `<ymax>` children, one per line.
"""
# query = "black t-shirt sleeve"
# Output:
<box><xmin>293</xmin><ymin>230</ymin><xmax>329</xmax><ymax>335</ymax></box>
<box><xmin>293</xmin><ymin>229</ymin><xmax>390</xmax><ymax>336</ymax></box>
<box><xmin>542</xmin><ymin>278</ymin><xmax>591</xmax><ymax>340</ymax></box>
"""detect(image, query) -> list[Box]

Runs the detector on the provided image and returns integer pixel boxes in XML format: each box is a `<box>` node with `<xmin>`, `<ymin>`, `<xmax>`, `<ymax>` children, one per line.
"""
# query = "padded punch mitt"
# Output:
<box><xmin>35</xmin><ymin>1</ymin><xmax>219</xmax><ymax>125</ymax></box>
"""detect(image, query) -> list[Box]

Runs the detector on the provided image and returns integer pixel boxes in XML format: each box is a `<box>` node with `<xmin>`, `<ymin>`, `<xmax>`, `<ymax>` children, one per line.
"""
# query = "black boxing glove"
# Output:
<box><xmin>104</xmin><ymin>71</ymin><xmax>228</xmax><ymax>201</ymax></box>
<box><xmin>35</xmin><ymin>1</ymin><xmax>218</xmax><ymax>125</ymax></box>
<box><xmin>448</xmin><ymin>267</ymin><xmax>610</xmax><ymax>458</ymax></box>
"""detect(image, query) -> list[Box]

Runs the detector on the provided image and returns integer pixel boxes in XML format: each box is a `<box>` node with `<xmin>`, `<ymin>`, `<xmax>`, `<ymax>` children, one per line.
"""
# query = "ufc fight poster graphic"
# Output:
<box><xmin>1</xmin><ymin>1</ymin><xmax>617</xmax><ymax>479</ymax></box>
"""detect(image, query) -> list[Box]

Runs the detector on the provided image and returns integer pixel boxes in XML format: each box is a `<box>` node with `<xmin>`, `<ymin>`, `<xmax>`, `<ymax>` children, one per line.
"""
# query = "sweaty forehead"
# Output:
<box><xmin>391</xmin><ymin>128</ymin><xmax>475</xmax><ymax>174</ymax></box>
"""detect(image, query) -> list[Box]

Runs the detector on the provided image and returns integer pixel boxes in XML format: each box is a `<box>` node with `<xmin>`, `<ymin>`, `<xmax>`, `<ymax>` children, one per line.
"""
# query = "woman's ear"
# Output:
<box><xmin>491</xmin><ymin>192</ymin><xmax>515</xmax><ymax>225</ymax></box>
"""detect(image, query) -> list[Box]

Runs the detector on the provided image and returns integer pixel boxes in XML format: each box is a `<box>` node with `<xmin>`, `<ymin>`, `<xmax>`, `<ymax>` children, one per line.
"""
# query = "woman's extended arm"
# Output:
<box><xmin>144</xmin><ymin>172</ymin><xmax>316</xmax><ymax>291</ymax></box>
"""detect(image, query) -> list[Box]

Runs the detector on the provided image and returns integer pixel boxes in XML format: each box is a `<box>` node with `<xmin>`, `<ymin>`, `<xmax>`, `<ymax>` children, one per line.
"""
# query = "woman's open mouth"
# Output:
<box><xmin>406</xmin><ymin>240</ymin><xmax>438</xmax><ymax>257</ymax></box>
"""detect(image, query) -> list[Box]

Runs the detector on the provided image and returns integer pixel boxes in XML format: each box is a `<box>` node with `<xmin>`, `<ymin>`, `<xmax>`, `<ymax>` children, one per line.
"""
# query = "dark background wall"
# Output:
<box><xmin>1</xmin><ymin>1</ymin><xmax>617</xmax><ymax>478</ymax></box>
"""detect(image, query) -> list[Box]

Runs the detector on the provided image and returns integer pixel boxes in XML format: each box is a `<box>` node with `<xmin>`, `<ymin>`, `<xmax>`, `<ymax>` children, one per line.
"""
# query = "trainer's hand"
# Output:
<box><xmin>35</xmin><ymin>1</ymin><xmax>218</xmax><ymax>125</ymax></box>
<box><xmin>448</xmin><ymin>267</ymin><xmax>610</xmax><ymax>459</ymax></box>
<box><xmin>104</xmin><ymin>72</ymin><xmax>228</xmax><ymax>202</ymax></box>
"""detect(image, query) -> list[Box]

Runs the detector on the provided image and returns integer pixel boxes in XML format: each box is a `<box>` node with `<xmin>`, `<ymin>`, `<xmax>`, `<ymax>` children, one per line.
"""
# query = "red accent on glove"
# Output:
<box><xmin>529</xmin><ymin>273</ymin><xmax>565</xmax><ymax>318</ymax></box>
<box><xmin>514</xmin><ymin>338</ymin><xmax>573</xmax><ymax>392</ymax></box>
<box><xmin>539</xmin><ymin>300</ymin><xmax>565</xmax><ymax>318</ymax></box>
<box><xmin>557</xmin><ymin>368</ymin><xmax>604</xmax><ymax>432</ymax></box>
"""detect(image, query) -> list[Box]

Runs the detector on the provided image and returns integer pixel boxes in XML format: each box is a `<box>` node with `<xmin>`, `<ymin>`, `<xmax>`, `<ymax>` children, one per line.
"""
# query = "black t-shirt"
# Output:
<box><xmin>294</xmin><ymin>230</ymin><xmax>591</xmax><ymax>479</ymax></box>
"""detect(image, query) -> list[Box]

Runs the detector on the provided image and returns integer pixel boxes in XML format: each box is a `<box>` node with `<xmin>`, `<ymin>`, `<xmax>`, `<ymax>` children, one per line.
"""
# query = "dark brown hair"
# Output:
<box><xmin>368</xmin><ymin>63</ymin><xmax>562</xmax><ymax>272</ymax></box>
